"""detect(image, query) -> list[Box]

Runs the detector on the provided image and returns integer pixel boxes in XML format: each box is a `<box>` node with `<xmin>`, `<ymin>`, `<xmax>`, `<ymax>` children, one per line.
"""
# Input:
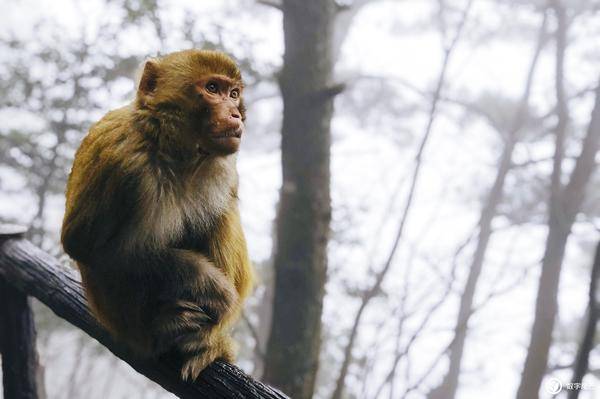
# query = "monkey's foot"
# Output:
<box><xmin>152</xmin><ymin>300</ymin><xmax>214</xmax><ymax>354</ymax></box>
<box><xmin>181</xmin><ymin>352</ymin><xmax>214</xmax><ymax>381</ymax></box>
<box><xmin>179</xmin><ymin>336</ymin><xmax>235</xmax><ymax>381</ymax></box>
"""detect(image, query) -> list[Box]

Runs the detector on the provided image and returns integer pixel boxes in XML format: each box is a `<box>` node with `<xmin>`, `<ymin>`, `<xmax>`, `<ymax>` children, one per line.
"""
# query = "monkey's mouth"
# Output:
<box><xmin>213</xmin><ymin>129</ymin><xmax>242</xmax><ymax>139</ymax></box>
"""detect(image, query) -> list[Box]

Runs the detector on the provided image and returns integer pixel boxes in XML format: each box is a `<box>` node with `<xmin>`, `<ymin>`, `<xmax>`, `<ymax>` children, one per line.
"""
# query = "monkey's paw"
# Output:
<box><xmin>181</xmin><ymin>353</ymin><xmax>214</xmax><ymax>381</ymax></box>
<box><xmin>179</xmin><ymin>337</ymin><xmax>235</xmax><ymax>381</ymax></box>
<box><xmin>152</xmin><ymin>301</ymin><xmax>214</xmax><ymax>354</ymax></box>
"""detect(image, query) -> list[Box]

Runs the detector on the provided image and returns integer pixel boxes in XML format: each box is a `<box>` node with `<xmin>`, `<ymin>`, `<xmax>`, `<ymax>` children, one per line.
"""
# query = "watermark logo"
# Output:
<box><xmin>545</xmin><ymin>378</ymin><xmax>594</xmax><ymax>395</ymax></box>
<box><xmin>546</xmin><ymin>378</ymin><xmax>562</xmax><ymax>394</ymax></box>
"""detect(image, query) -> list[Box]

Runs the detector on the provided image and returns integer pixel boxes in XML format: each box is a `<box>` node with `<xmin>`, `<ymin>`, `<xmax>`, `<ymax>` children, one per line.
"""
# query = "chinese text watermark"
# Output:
<box><xmin>545</xmin><ymin>377</ymin><xmax>594</xmax><ymax>395</ymax></box>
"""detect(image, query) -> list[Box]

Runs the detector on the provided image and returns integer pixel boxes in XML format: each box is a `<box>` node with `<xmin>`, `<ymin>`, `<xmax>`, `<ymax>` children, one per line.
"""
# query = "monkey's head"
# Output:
<box><xmin>136</xmin><ymin>49</ymin><xmax>246</xmax><ymax>156</ymax></box>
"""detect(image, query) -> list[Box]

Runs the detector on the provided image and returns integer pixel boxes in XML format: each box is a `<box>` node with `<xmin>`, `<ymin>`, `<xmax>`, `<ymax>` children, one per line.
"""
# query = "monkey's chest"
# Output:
<box><xmin>141</xmin><ymin>180</ymin><xmax>231</xmax><ymax>248</ymax></box>
<box><xmin>138</xmin><ymin>156</ymin><xmax>237</xmax><ymax>249</ymax></box>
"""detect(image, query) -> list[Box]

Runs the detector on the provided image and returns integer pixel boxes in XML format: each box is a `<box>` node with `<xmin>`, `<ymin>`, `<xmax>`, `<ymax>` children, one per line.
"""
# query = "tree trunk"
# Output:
<box><xmin>254</xmin><ymin>262</ymin><xmax>274</xmax><ymax>379</ymax></box>
<box><xmin>427</xmin><ymin>13</ymin><xmax>548</xmax><ymax>399</ymax></box>
<box><xmin>263</xmin><ymin>1</ymin><xmax>337</xmax><ymax>398</ymax></box>
<box><xmin>427</xmin><ymin>144</ymin><xmax>513</xmax><ymax>399</ymax></box>
<box><xmin>568</xmin><ymin>242</ymin><xmax>600</xmax><ymax>399</ymax></box>
<box><xmin>516</xmin><ymin>78</ymin><xmax>600</xmax><ymax>398</ymax></box>
<box><xmin>516</xmin><ymin>224</ymin><xmax>570</xmax><ymax>399</ymax></box>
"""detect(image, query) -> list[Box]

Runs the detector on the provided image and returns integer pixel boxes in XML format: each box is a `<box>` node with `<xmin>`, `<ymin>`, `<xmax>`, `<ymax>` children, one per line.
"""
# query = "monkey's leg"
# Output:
<box><xmin>150</xmin><ymin>249</ymin><xmax>239</xmax><ymax>380</ymax></box>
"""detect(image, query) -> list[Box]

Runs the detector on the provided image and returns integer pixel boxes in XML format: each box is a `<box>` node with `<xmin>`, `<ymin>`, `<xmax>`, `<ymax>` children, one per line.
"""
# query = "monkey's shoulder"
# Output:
<box><xmin>65</xmin><ymin>106</ymin><xmax>147</xmax><ymax>222</ymax></box>
<box><xmin>73</xmin><ymin>107</ymin><xmax>148</xmax><ymax>176</ymax></box>
<box><xmin>90</xmin><ymin>106</ymin><xmax>139</xmax><ymax>152</ymax></box>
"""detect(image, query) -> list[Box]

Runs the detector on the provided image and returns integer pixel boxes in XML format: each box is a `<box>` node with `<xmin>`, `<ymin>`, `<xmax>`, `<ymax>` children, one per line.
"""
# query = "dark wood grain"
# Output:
<box><xmin>0</xmin><ymin>235</ymin><xmax>288</xmax><ymax>399</ymax></box>
<box><xmin>0</xmin><ymin>278</ymin><xmax>41</xmax><ymax>399</ymax></box>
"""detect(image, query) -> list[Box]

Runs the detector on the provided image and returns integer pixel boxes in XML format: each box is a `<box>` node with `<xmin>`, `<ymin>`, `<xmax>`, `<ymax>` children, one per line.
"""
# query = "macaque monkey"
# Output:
<box><xmin>61</xmin><ymin>49</ymin><xmax>253</xmax><ymax>380</ymax></box>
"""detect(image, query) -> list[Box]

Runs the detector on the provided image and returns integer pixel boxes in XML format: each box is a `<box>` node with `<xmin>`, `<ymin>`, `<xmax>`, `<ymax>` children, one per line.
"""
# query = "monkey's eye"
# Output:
<box><xmin>206</xmin><ymin>82</ymin><xmax>218</xmax><ymax>93</ymax></box>
<box><xmin>230</xmin><ymin>88</ymin><xmax>240</xmax><ymax>99</ymax></box>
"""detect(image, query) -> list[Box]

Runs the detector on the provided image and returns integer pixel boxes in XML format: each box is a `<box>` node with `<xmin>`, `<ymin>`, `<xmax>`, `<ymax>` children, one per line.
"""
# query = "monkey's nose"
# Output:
<box><xmin>226</xmin><ymin>114</ymin><xmax>243</xmax><ymax>131</ymax></box>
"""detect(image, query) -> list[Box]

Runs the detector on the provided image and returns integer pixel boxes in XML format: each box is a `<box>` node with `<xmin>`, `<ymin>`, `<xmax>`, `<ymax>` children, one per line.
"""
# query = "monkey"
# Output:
<box><xmin>60</xmin><ymin>49</ymin><xmax>254</xmax><ymax>380</ymax></box>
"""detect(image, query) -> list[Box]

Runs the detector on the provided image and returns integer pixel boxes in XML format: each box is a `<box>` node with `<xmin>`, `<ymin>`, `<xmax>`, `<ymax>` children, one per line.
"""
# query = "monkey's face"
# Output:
<box><xmin>135</xmin><ymin>51</ymin><xmax>246</xmax><ymax>157</ymax></box>
<box><xmin>195</xmin><ymin>75</ymin><xmax>245</xmax><ymax>155</ymax></box>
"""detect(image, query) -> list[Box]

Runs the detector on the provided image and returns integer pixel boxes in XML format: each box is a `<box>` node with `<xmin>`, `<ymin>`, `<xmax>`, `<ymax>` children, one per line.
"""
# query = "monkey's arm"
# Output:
<box><xmin>151</xmin><ymin>205</ymin><xmax>253</xmax><ymax>380</ymax></box>
<box><xmin>146</xmin><ymin>248</ymin><xmax>239</xmax><ymax>380</ymax></box>
<box><xmin>207</xmin><ymin>203</ymin><xmax>253</xmax><ymax>300</ymax></box>
<box><xmin>61</xmin><ymin>150</ymin><xmax>136</xmax><ymax>264</ymax></box>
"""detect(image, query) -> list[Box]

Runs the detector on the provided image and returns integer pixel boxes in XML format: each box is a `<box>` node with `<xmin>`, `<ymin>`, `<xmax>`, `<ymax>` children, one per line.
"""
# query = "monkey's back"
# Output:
<box><xmin>62</xmin><ymin>105</ymin><xmax>144</xmax><ymax>261</ymax></box>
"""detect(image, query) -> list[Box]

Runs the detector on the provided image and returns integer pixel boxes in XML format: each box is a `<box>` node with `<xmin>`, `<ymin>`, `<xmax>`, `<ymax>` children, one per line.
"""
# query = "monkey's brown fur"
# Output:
<box><xmin>61</xmin><ymin>50</ymin><xmax>253</xmax><ymax>380</ymax></box>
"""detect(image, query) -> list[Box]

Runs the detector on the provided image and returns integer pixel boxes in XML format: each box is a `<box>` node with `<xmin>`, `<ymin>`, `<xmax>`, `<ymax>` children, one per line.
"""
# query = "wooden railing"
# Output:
<box><xmin>0</xmin><ymin>225</ymin><xmax>288</xmax><ymax>399</ymax></box>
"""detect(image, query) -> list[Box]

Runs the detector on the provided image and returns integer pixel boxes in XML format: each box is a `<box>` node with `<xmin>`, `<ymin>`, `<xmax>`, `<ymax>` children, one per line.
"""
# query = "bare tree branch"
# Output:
<box><xmin>427</xmin><ymin>11</ymin><xmax>549</xmax><ymax>399</ymax></box>
<box><xmin>329</xmin><ymin>5</ymin><xmax>475</xmax><ymax>398</ymax></box>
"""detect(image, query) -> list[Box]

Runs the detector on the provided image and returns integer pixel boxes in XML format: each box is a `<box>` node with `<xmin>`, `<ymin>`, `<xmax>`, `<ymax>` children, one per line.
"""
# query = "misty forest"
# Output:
<box><xmin>1</xmin><ymin>0</ymin><xmax>600</xmax><ymax>398</ymax></box>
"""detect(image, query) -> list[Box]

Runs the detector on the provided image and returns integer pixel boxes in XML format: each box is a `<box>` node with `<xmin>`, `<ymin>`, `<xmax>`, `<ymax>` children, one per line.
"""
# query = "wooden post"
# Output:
<box><xmin>0</xmin><ymin>225</ymin><xmax>41</xmax><ymax>399</ymax></box>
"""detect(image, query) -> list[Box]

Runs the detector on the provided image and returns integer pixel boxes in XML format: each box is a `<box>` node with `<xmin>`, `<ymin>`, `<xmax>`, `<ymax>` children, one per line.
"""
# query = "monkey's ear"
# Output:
<box><xmin>138</xmin><ymin>60</ymin><xmax>159</xmax><ymax>95</ymax></box>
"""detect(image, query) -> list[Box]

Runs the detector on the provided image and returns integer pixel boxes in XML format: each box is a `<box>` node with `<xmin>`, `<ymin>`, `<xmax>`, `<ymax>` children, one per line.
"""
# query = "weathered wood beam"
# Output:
<box><xmin>0</xmin><ymin>228</ymin><xmax>288</xmax><ymax>399</ymax></box>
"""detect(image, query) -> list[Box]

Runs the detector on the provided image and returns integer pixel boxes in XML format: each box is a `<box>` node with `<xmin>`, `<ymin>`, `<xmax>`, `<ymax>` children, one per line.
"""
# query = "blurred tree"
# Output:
<box><xmin>568</xmin><ymin>241</ymin><xmax>600</xmax><ymax>399</ymax></box>
<box><xmin>427</xmin><ymin>10</ymin><xmax>549</xmax><ymax>399</ymax></box>
<box><xmin>516</xmin><ymin>2</ymin><xmax>600</xmax><ymax>395</ymax></box>
<box><xmin>262</xmin><ymin>0</ymin><xmax>338</xmax><ymax>397</ymax></box>
<box><xmin>330</xmin><ymin>2</ymin><xmax>474</xmax><ymax>397</ymax></box>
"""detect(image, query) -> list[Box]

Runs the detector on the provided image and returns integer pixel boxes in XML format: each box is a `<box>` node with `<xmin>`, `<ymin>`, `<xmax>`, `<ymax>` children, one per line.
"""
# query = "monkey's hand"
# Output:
<box><xmin>180</xmin><ymin>331</ymin><xmax>236</xmax><ymax>381</ymax></box>
<box><xmin>152</xmin><ymin>299</ymin><xmax>235</xmax><ymax>380</ymax></box>
<box><xmin>151</xmin><ymin>249</ymin><xmax>238</xmax><ymax>380</ymax></box>
<box><xmin>192</xmin><ymin>258</ymin><xmax>239</xmax><ymax>324</ymax></box>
